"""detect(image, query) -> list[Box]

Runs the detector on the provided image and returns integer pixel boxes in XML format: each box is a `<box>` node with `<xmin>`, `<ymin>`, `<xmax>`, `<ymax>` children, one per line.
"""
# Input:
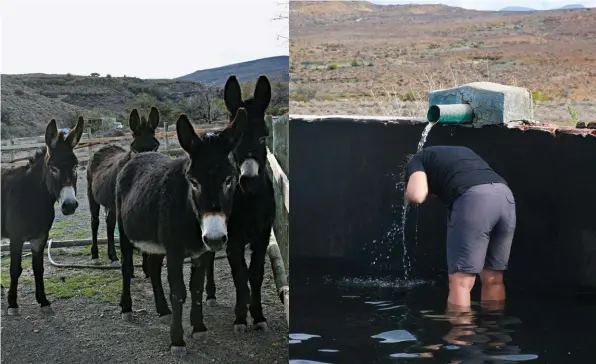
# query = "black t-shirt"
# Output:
<box><xmin>405</xmin><ymin>145</ymin><xmax>507</xmax><ymax>207</ymax></box>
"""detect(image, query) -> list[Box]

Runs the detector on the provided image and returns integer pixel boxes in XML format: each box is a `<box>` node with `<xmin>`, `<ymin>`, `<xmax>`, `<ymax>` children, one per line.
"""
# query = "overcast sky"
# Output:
<box><xmin>370</xmin><ymin>0</ymin><xmax>596</xmax><ymax>10</ymax></box>
<box><xmin>1</xmin><ymin>0</ymin><xmax>289</xmax><ymax>79</ymax></box>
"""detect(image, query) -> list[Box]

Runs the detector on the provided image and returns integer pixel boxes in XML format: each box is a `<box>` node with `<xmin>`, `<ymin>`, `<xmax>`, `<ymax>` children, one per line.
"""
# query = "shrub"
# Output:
<box><xmin>14</xmin><ymin>89</ymin><xmax>24</xmax><ymax>96</ymax></box>
<box><xmin>351</xmin><ymin>59</ymin><xmax>360</xmax><ymax>67</ymax></box>
<box><xmin>327</xmin><ymin>64</ymin><xmax>338</xmax><ymax>70</ymax></box>
<box><xmin>90</xmin><ymin>72</ymin><xmax>100</xmax><ymax>77</ymax></box>
<box><xmin>531</xmin><ymin>91</ymin><xmax>551</xmax><ymax>102</ymax></box>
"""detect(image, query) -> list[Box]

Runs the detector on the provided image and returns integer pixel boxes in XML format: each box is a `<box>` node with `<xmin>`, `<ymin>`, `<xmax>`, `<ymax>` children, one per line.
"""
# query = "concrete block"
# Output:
<box><xmin>429</xmin><ymin>82</ymin><xmax>534</xmax><ymax>126</ymax></box>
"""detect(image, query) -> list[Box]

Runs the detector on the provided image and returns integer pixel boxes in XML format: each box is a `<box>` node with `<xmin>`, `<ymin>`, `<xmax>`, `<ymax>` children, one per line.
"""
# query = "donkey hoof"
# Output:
<box><xmin>192</xmin><ymin>331</ymin><xmax>207</xmax><ymax>340</ymax></box>
<box><xmin>111</xmin><ymin>261</ymin><xmax>121</xmax><ymax>268</ymax></box>
<box><xmin>233</xmin><ymin>324</ymin><xmax>247</xmax><ymax>334</ymax></box>
<box><xmin>7</xmin><ymin>308</ymin><xmax>21</xmax><ymax>316</ymax></box>
<box><xmin>41</xmin><ymin>306</ymin><xmax>55</xmax><ymax>316</ymax></box>
<box><xmin>121</xmin><ymin>312</ymin><xmax>133</xmax><ymax>322</ymax></box>
<box><xmin>170</xmin><ymin>346</ymin><xmax>186</xmax><ymax>357</ymax></box>
<box><xmin>90</xmin><ymin>259</ymin><xmax>100</xmax><ymax>265</ymax></box>
<box><xmin>159</xmin><ymin>314</ymin><xmax>172</xmax><ymax>325</ymax></box>
<box><xmin>254</xmin><ymin>321</ymin><xmax>269</xmax><ymax>332</ymax></box>
<box><xmin>206</xmin><ymin>298</ymin><xmax>217</xmax><ymax>307</ymax></box>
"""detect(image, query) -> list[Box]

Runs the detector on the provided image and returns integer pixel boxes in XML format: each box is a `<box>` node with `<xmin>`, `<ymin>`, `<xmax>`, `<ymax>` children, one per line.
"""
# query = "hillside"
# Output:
<box><xmin>178</xmin><ymin>55</ymin><xmax>289</xmax><ymax>84</ymax></box>
<box><xmin>1</xmin><ymin>57</ymin><xmax>289</xmax><ymax>139</ymax></box>
<box><xmin>290</xmin><ymin>1</ymin><xmax>596</xmax><ymax>123</ymax></box>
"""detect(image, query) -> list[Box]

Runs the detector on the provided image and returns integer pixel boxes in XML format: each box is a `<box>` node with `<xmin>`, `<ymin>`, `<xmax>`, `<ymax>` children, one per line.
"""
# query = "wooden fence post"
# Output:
<box><xmin>164</xmin><ymin>121</ymin><xmax>169</xmax><ymax>152</ymax></box>
<box><xmin>87</xmin><ymin>130</ymin><xmax>92</xmax><ymax>159</ymax></box>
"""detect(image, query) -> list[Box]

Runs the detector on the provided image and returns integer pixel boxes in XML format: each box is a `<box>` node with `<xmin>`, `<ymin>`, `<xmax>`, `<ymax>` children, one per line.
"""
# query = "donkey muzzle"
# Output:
<box><xmin>201</xmin><ymin>213</ymin><xmax>228</xmax><ymax>251</ymax></box>
<box><xmin>59</xmin><ymin>186</ymin><xmax>78</xmax><ymax>215</ymax></box>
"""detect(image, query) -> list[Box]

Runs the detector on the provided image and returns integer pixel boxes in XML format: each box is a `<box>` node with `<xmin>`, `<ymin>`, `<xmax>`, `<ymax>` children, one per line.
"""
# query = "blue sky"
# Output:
<box><xmin>1</xmin><ymin>0</ymin><xmax>289</xmax><ymax>79</ymax></box>
<box><xmin>370</xmin><ymin>0</ymin><xmax>596</xmax><ymax>10</ymax></box>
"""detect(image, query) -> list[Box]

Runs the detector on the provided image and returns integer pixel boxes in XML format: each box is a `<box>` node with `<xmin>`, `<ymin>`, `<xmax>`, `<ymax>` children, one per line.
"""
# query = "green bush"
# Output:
<box><xmin>531</xmin><ymin>91</ymin><xmax>551</xmax><ymax>102</ymax></box>
<box><xmin>327</xmin><ymin>64</ymin><xmax>338</xmax><ymax>70</ymax></box>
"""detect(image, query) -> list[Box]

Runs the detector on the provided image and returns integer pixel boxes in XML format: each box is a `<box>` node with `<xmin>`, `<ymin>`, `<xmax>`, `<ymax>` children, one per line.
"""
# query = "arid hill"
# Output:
<box><xmin>290</xmin><ymin>1</ymin><xmax>596</xmax><ymax>123</ymax></box>
<box><xmin>2</xmin><ymin>57</ymin><xmax>289</xmax><ymax>139</ymax></box>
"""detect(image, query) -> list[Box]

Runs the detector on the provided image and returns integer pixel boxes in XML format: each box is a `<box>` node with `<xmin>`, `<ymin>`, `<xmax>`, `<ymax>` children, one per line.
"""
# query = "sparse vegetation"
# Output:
<box><xmin>1</xmin><ymin>74</ymin><xmax>289</xmax><ymax>138</ymax></box>
<box><xmin>289</xmin><ymin>1</ymin><xmax>596</xmax><ymax>124</ymax></box>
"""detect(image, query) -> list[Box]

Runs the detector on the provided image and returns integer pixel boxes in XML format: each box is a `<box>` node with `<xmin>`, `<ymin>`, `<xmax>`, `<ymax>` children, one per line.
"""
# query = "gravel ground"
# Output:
<box><xmin>1</xmin><ymin>166</ymin><xmax>288</xmax><ymax>364</ymax></box>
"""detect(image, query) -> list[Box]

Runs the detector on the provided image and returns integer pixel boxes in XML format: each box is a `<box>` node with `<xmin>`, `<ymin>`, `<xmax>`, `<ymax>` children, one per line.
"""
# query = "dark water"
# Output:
<box><xmin>290</xmin><ymin>261</ymin><xmax>596</xmax><ymax>364</ymax></box>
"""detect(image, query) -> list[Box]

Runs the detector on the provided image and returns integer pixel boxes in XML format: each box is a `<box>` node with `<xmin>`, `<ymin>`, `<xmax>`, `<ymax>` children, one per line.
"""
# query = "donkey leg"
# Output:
<box><xmin>149</xmin><ymin>254</ymin><xmax>171</xmax><ymax>323</ymax></box>
<box><xmin>89</xmin><ymin>192</ymin><xmax>101</xmax><ymax>265</ymax></box>
<box><xmin>248</xmin><ymin>232</ymin><xmax>270</xmax><ymax>330</ymax></box>
<box><xmin>205</xmin><ymin>253</ymin><xmax>217</xmax><ymax>307</ymax></box>
<box><xmin>142</xmin><ymin>253</ymin><xmax>150</xmax><ymax>279</ymax></box>
<box><xmin>227</xmin><ymin>243</ymin><xmax>250</xmax><ymax>333</ymax></box>
<box><xmin>7</xmin><ymin>237</ymin><xmax>25</xmax><ymax>316</ymax></box>
<box><xmin>105</xmin><ymin>208</ymin><xmax>119</xmax><ymax>265</ymax></box>
<box><xmin>167</xmin><ymin>253</ymin><xmax>187</xmax><ymax>356</ymax></box>
<box><xmin>30</xmin><ymin>237</ymin><xmax>53</xmax><ymax>315</ymax></box>
<box><xmin>190</xmin><ymin>253</ymin><xmax>211</xmax><ymax>339</ymax></box>
<box><xmin>118</xmin><ymin>218</ymin><xmax>134</xmax><ymax>322</ymax></box>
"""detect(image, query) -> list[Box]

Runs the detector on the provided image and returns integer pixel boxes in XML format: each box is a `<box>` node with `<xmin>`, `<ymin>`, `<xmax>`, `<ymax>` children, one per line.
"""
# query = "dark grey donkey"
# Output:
<box><xmin>115</xmin><ymin>109</ymin><xmax>248</xmax><ymax>357</ymax></box>
<box><xmin>87</xmin><ymin>107</ymin><xmax>160</xmax><ymax>273</ymax></box>
<box><xmin>1</xmin><ymin>117</ymin><xmax>84</xmax><ymax>316</ymax></box>
<box><xmin>204</xmin><ymin>75</ymin><xmax>277</xmax><ymax>334</ymax></box>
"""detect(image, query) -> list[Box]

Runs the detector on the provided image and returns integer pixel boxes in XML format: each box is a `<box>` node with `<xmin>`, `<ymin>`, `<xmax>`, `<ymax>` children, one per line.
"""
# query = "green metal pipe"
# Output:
<box><xmin>427</xmin><ymin>104</ymin><xmax>474</xmax><ymax>124</ymax></box>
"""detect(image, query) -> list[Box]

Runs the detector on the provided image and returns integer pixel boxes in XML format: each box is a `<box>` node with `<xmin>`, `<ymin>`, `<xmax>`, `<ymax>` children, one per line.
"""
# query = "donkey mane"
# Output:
<box><xmin>1</xmin><ymin>147</ymin><xmax>47</xmax><ymax>180</ymax></box>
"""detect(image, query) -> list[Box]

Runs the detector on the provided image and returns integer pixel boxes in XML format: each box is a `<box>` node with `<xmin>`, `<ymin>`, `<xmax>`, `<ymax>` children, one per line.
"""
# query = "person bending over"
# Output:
<box><xmin>404</xmin><ymin>145</ymin><xmax>516</xmax><ymax>310</ymax></box>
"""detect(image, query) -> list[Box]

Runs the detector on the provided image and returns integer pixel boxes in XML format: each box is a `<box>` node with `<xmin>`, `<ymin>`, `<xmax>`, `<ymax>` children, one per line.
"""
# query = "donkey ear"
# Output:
<box><xmin>253</xmin><ymin>75</ymin><xmax>271</xmax><ymax>113</ymax></box>
<box><xmin>224</xmin><ymin>75</ymin><xmax>242</xmax><ymax>117</ymax></box>
<box><xmin>176</xmin><ymin>114</ymin><xmax>200</xmax><ymax>155</ymax></box>
<box><xmin>45</xmin><ymin>119</ymin><xmax>60</xmax><ymax>148</ymax></box>
<box><xmin>221</xmin><ymin>107</ymin><xmax>248</xmax><ymax>148</ymax></box>
<box><xmin>129</xmin><ymin>109</ymin><xmax>141</xmax><ymax>133</ymax></box>
<box><xmin>148</xmin><ymin>106</ymin><xmax>160</xmax><ymax>131</ymax></box>
<box><xmin>65</xmin><ymin>116</ymin><xmax>85</xmax><ymax>148</ymax></box>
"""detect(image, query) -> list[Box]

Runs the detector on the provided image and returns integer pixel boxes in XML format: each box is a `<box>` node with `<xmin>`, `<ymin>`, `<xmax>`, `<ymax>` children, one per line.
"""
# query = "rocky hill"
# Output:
<box><xmin>290</xmin><ymin>1</ymin><xmax>596</xmax><ymax>121</ymax></box>
<box><xmin>1</xmin><ymin>56</ymin><xmax>289</xmax><ymax>139</ymax></box>
<box><xmin>178</xmin><ymin>55</ymin><xmax>289</xmax><ymax>84</ymax></box>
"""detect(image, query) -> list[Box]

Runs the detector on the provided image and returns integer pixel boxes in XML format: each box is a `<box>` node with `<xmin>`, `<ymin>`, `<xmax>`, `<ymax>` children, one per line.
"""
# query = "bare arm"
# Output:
<box><xmin>405</xmin><ymin>171</ymin><xmax>429</xmax><ymax>204</ymax></box>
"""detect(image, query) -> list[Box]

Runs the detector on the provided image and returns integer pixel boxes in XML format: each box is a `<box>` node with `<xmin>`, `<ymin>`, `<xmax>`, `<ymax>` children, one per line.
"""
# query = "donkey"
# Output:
<box><xmin>204</xmin><ymin>75</ymin><xmax>276</xmax><ymax>334</ymax></box>
<box><xmin>116</xmin><ymin>109</ymin><xmax>248</xmax><ymax>357</ymax></box>
<box><xmin>87</xmin><ymin>107</ymin><xmax>159</xmax><ymax>272</ymax></box>
<box><xmin>1</xmin><ymin>117</ymin><xmax>84</xmax><ymax>316</ymax></box>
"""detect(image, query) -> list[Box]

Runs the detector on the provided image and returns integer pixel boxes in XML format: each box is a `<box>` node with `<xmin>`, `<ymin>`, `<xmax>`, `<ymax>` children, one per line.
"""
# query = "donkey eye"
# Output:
<box><xmin>50</xmin><ymin>166</ymin><xmax>60</xmax><ymax>175</ymax></box>
<box><xmin>224</xmin><ymin>176</ymin><xmax>235</xmax><ymax>187</ymax></box>
<box><xmin>189</xmin><ymin>178</ymin><xmax>201</xmax><ymax>190</ymax></box>
<box><xmin>259</xmin><ymin>136</ymin><xmax>267</xmax><ymax>144</ymax></box>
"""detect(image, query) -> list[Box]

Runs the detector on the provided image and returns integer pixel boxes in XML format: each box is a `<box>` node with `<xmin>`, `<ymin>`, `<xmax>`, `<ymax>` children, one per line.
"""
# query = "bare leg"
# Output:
<box><xmin>480</xmin><ymin>269</ymin><xmax>506</xmax><ymax>311</ymax></box>
<box><xmin>447</xmin><ymin>272</ymin><xmax>476</xmax><ymax>310</ymax></box>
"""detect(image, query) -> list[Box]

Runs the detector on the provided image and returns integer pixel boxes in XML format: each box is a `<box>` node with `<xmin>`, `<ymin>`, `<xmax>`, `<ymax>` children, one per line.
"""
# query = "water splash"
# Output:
<box><xmin>417</xmin><ymin>122</ymin><xmax>435</xmax><ymax>153</ymax></box>
<box><xmin>401</xmin><ymin>122</ymin><xmax>435</xmax><ymax>281</ymax></box>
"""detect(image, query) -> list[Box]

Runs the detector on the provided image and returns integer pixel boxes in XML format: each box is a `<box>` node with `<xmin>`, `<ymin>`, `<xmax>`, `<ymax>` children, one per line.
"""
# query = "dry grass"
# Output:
<box><xmin>290</xmin><ymin>1</ymin><xmax>596</xmax><ymax>124</ymax></box>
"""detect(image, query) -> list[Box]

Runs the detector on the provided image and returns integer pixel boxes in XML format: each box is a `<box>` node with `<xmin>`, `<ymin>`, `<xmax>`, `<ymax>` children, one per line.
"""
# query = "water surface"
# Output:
<box><xmin>290</xmin><ymin>262</ymin><xmax>596</xmax><ymax>364</ymax></box>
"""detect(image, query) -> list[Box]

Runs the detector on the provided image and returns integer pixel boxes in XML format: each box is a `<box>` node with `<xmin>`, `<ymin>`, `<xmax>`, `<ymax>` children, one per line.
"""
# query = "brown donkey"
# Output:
<box><xmin>86</xmin><ymin>107</ymin><xmax>159</xmax><ymax>273</ymax></box>
<box><xmin>1</xmin><ymin>117</ymin><xmax>85</xmax><ymax>316</ymax></box>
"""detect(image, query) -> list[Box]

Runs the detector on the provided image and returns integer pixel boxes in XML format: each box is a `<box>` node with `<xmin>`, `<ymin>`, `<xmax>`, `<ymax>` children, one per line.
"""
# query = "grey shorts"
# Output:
<box><xmin>446</xmin><ymin>183</ymin><xmax>516</xmax><ymax>275</ymax></box>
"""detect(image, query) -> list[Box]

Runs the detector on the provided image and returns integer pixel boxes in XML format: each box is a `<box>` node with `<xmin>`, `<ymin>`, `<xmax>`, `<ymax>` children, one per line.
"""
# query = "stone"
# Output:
<box><xmin>429</xmin><ymin>82</ymin><xmax>534</xmax><ymax>126</ymax></box>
